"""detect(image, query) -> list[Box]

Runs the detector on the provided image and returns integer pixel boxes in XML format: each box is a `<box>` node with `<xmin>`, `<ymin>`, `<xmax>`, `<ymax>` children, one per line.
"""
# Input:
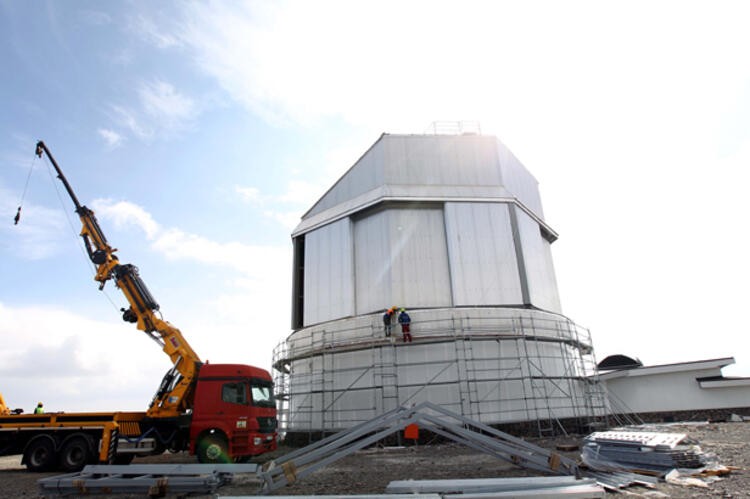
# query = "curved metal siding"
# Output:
<box><xmin>279</xmin><ymin>307</ymin><xmax>602</xmax><ymax>432</ymax></box>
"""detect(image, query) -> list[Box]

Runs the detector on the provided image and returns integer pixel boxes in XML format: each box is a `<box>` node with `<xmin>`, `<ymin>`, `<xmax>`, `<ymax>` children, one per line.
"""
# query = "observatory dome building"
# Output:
<box><xmin>274</xmin><ymin>132</ymin><xmax>607</xmax><ymax>439</ymax></box>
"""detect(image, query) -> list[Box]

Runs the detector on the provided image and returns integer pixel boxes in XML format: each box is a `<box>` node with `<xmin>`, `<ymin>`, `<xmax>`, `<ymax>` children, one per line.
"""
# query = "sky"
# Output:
<box><xmin>1</xmin><ymin>0</ymin><xmax>749</xmax><ymax>413</ymax></box>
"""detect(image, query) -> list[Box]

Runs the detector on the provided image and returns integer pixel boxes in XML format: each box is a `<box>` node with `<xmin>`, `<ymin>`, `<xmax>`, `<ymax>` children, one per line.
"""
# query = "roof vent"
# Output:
<box><xmin>598</xmin><ymin>354</ymin><xmax>643</xmax><ymax>371</ymax></box>
<box><xmin>425</xmin><ymin>121</ymin><xmax>481</xmax><ymax>135</ymax></box>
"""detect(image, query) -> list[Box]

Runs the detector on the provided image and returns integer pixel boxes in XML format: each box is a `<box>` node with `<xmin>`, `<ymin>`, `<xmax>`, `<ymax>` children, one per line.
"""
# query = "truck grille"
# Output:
<box><xmin>257</xmin><ymin>417</ymin><xmax>277</xmax><ymax>433</ymax></box>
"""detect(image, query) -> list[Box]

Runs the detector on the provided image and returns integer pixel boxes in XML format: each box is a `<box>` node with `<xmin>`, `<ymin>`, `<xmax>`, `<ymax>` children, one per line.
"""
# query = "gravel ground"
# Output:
<box><xmin>1</xmin><ymin>421</ymin><xmax>748</xmax><ymax>497</ymax></box>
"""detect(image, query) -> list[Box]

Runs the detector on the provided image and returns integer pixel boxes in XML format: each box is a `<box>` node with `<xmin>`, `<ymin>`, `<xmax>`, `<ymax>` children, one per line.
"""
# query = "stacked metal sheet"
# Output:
<box><xmin>582</xmin><ymin>431</ymin><xmax>706</xmax><ymax>475</ymax></box>
<box><xmin>38</xmin><ymin>463</ymin><xmax>258</xmax><ymax>496</ymax></box>
<box><xmin>385</xmin><ymin>476</ymin><xmax>606</xmax><ymax>497</ymax></box>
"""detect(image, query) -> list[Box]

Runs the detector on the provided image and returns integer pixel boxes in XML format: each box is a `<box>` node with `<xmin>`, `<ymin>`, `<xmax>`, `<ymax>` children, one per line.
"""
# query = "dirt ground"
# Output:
<box><xmin>1</xmin><ymin>421</ymin><xmax>748</xmax><ymax>498</ymax></box>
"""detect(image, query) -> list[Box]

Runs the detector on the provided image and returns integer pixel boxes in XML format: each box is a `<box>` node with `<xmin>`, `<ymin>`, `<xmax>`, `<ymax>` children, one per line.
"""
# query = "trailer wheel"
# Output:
<box><xmin>59</xmin><ymin>434</ymin><xmax>95</xmax><ymax>472</ymax></box>
<box><xmin>196</xmin><ymin>433</ymin><xmax>230</xmax><ymax>464</ymax></box>
<box><xmin>24</xmin><ymin>436</ymin><xmax>56</xmax><ymax>472</ymax></box>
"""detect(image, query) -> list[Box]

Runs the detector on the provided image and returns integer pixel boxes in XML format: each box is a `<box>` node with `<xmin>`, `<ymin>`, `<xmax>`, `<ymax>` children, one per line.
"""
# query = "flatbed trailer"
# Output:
<box><xmin>0</xmin><ymin>411</ymin><xmax>158</xmax><ymax>471</ymax></box>
<box><xmin>0</xmin><ymin>362</ymin><xmax>277</xmax><ymax>472</ymax></box>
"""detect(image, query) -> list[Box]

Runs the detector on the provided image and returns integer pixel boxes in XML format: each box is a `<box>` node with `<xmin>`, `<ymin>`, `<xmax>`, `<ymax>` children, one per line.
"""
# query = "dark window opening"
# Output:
<box><xmin>292</xmin><ymin>235</ymin><xmax>305</xmax><ymax>329</ymax></box>
<box><xmin>221</xmin><ymin>382</ymin><xmax>248</xmax><ymax>405</ymax></box>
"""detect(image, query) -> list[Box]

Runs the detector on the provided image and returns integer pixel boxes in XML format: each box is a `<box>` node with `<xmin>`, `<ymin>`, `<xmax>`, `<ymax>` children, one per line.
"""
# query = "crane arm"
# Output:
<box><xmin>0</xmin><ymin>392</ymin><xmax>22</xmax><ymax>415</ymax></box>
<box><xmin>35</xmin><ymin>141</ymin><xmax>202</xmax><ymax>419</ymax></box>
<box><xmin>0</xmin><ymin>392</ymin><xmax>10</xmax><ymax>416</ymax></box>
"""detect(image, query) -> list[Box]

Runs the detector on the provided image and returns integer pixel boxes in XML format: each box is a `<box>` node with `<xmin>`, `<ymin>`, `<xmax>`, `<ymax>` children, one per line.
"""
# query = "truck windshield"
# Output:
<box><xmin>250</xmin><ymin>380</ymin><xmax>275</xmax><ymax>408</ymax></box>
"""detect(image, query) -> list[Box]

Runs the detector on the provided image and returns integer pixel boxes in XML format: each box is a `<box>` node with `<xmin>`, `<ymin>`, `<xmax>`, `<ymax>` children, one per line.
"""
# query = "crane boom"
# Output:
<box><xmin>35</xmin><ymin>141</ymin><xmax>202</xmax><ymax>419</ymax></box>
<box><xmin>0</xmin><ymin>392</ymin><xmax>10</xmax><ymax>416</ymax></box>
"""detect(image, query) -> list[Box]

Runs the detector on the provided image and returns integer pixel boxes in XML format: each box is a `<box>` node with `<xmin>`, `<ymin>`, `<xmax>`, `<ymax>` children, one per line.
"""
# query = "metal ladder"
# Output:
<box><xmin>375</xmin><ymin>341</ymin><xmax>399</xmax><ymax>413</ymax></box>
<box><xmin>455</xmin><ymin>332</ymin><xmax>480</xmax><ymax>420</ymax></box>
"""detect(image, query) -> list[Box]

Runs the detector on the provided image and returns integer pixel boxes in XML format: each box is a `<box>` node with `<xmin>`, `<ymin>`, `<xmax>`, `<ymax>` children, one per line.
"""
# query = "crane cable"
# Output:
<box><xmin>38</xmin><ymin>151</ymin><xmax>123</xmax><ymax>315</ymax></box>
<box><xmin>13</xmin><ymin>153</ymin><xmax>37</xmax><ymax>225</ymax></box>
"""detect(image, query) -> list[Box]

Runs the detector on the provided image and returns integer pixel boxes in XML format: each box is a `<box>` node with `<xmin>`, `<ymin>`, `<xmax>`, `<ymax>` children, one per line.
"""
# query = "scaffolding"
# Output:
<box><xmin>273</xmin><ymin>309</ymin><xmax>610</xmax><ymax>440</ymax></box>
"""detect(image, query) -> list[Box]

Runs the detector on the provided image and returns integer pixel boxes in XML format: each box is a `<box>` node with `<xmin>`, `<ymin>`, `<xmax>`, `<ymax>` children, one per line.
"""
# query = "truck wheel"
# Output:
<box><xmin>59</xmin><ymin>434</ymin><xmax>95</xmax><ymax>472</ymax></box>
<box><xmin>24</xmin><ymin>436</ymin><xmax>56</xmax><ymax>472</ymax></box>
<box><xmin>197</xmin><ymin>434</ymin><xmax>230</xmax><ymax>464</ymax></box>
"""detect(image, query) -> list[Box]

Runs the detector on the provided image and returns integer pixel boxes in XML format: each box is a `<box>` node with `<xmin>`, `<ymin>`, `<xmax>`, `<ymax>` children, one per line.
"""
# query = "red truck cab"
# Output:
<box><xmin>190</xmin><ymin>364</ymin><xmax>277</xmax><ymax>463</ymax></box>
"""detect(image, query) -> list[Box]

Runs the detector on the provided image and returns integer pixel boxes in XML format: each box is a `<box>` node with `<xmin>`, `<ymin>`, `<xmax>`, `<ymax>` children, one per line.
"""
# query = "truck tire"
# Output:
<box><xmin>23</xmin><ymin>436</ymin><xmax>57</xmax><ymax>472</ymax></box>
<box><xmin>59</xmin><ymin>434</ymin><xmax>95</xmax><ymax>472</ymax></box>
<box><xmin>196</xmin><ymin>433</ymin><xmax>230</xmax><ymax>464</ymax></box>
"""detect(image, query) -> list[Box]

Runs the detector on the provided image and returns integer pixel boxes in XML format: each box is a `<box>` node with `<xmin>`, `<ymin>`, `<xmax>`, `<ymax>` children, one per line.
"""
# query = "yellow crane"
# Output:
<box><xmin>34</xmin><ymin>141</ymin><xmax>202</xmax><ymax>419</ymax></box>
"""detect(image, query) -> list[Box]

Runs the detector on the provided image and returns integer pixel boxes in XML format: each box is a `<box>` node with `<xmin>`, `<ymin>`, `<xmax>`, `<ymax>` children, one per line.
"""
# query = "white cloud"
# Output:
<box><xmin>152</xmin><ymin>227</ymin><xmax>288</xmax><ymax>278</ymax></box>
<box><xmin>0</xmin><ymin>302</ymin><xmax>165</xmax><ymax>412</ymax></box>
<box><xmin>110</xmin><ymin>104</ymin><xmax>151</xmax><ymax>140</ymax></box>
<box><xmin>262</xmin><ymin>209</ymin><xmax>304</xmax><ymax>231</ymax></box>
<box><xmin>0</xmin><ymin>196</ymin><xmax>294</xmax><ymax>410</ymax></box>
<box><xmin>107</xmin><ymin>79</ymin><xmax>197</xmax><ymax>142</ymax></box>
<box><xmin>89</xmin><ymin>200</ymin><xmax>292</xmax><ymax>373</ymax></box>
<box><xmin>91</xmin><ymin>198</ymin><xmax>290</xmax><ymax>278</ymax></box>
<box><xmin>170</xmin><ymin>0</ymin><xmax>750</xmax><ymax>152</ymax></box>
<box><xmin>138</xmin><ymin>79</ymin><xmax>196</xmax><ymax>129</ymax></box>
<box><xmin>91</xmin><ymin>199</ymin><xmax>160</xmax><ymax>239</ymax></box>
<box><xmin>235</xmin><ymin>185</ymin><xmax>261</xmax><ymax>203</ymax></box>
<box><xmin>97</xmin><ymin>128</ymin><xmax>124</xmax><ymax>148</ymax></box>
<box><xmin>129</xmin><ymin>14</ymin><xmax>181</xmax><ymax>49</ymax></box>
<box><xmin>172</xmin><ymin>2</ymin><xmax>513</xmax><ymax>125</ymax></box>
<box><xmin>0</xmin><ymin>184</ymin><xmax>69</xmax><ymax>260</ymax></box>
<box><xmin>235</xmin><ymin>179</ymin><xmax>320</xmax><ymax>229</ymax></box>
<box><xmin>276</xmin><ymin>179</ymin><xmax>325</xmax><ymax>205</ymax></box>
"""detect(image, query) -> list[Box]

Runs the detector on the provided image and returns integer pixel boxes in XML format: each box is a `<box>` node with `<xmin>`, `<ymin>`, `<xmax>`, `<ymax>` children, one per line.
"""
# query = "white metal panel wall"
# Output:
<box><xmin>388</xmin><ymin>207</ymin><xmax>452</xmax><ymax>309</ymax></box>
<box><xmin>353</xmin><ymin>210</ymin><xmax>392</xmax><ymax>314</ymax></box>
<box><xmin>383</xmin><ymin>135</ymin><xmax>502</xmax><ymax>187</ymax></box>
<box><xmin>303</xmin><ymin>218</ymin><xmax>354</xmax><ymax>326</ymax></box>
<box><xmin>497</xmin><ymin>141</ymin><xmax>544</xmax><ymax>220</ymax></box>
<box><xmin>445</xmin><ymin>202</ymin><xmax>523</xmax><ymax>306</ymax></box>
<box><xmin>603</xmin><ymin>369</ymin><xmax>735</xmax><ymax>414</ymax></box>
<box><xmin>304</xmin><ymin>135</ymin><xmax>547</xmax><ymax>225</ymax></box>
<box><xmin>514</xmin><ymin>207</ymin><xmax>562</xmax><ymax>313</ymax></box>
<box><xmin>354</xmin><ymin>207</ymin><xmax>451</xmax><ymax>314</ymax></box>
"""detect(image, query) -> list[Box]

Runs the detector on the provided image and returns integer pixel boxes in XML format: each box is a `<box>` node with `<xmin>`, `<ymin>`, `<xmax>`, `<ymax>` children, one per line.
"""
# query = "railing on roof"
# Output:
<box><xmin>425</xmin><ymin>120</ymin><xmax>482</xmax><ymax>135</ymax></box>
